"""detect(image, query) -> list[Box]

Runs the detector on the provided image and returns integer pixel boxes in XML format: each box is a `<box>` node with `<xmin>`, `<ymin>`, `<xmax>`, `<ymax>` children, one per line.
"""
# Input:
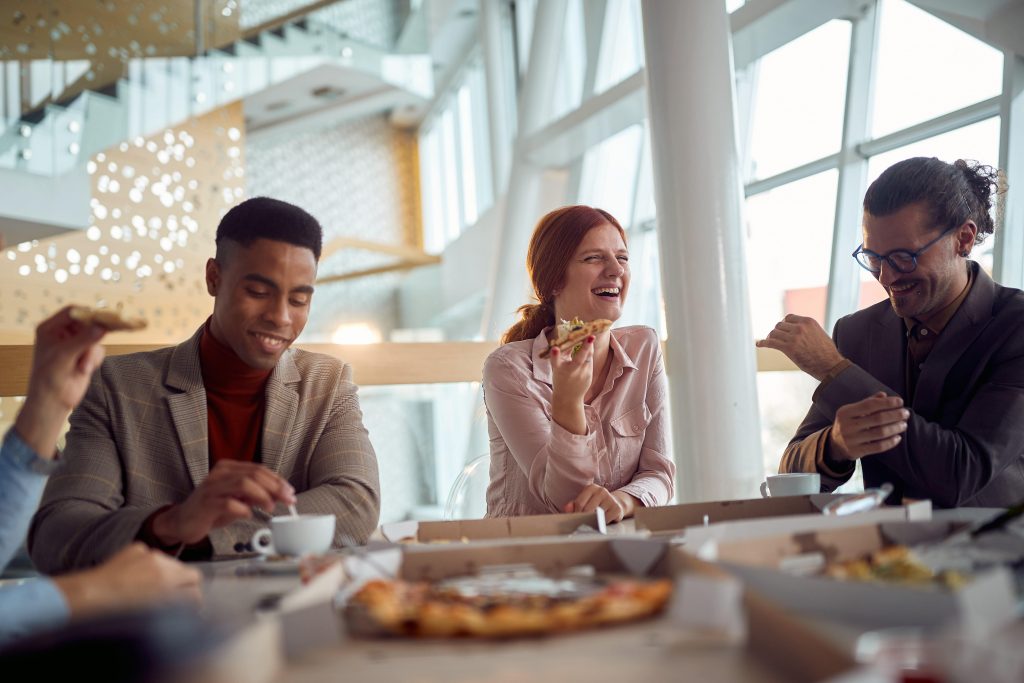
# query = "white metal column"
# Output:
<box><xmin>825</xmin><ymin>3</ymin><xmax>879</xmax><ymax>331</ymax></box>
<box><xmin>566</xmin><ymin>0</ymin><xmax>608</xmax><ymax>202</ymax></box>
<box><xmin>481</xmin><ymin>0</ymin><xmax>569</xmax><ymax>340</ymax></box>
<box><xmin>994</xmin><ymin>51</ymin><xmax>1024</xmax><ymax>289</ymax></box>
<box><xmin>640</xmin><ymin>0</ymin><xmax>762</xmax><ymax>501</ymax></box>
<box><xmin>479</xmin><ymin>0</ymin><xmax>514</xmax><ymax>196</ymax></box>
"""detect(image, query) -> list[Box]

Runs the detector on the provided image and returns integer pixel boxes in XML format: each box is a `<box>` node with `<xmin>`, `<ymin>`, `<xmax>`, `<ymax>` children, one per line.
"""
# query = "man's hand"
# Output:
<box><xmin>53</xmin><ymin>543</ymin><xmax>202</xmax><ymax>618</ymax></box>
<box><xmin>562</xmin><ymin>484</ymin><xmax>638</xmax><ymax>523</ymax></box>
<box><xmin>829</xmin><ymin>392</ymin><xmax>909</xmax><ymax>461</ymax></box>
<box><xmin>151</xmin><ymin>461</ymin><xmax>297</xmax><ymax>546</ymax></box>
<box><xmin>14</xmin><ymin>306</ymin><xmax>107</xmax><ymax>459</ymax></box>
<box><xmin>756</xmin><ymin>314</ymin><xmax>845</xmax><ymax>381</ymax></box>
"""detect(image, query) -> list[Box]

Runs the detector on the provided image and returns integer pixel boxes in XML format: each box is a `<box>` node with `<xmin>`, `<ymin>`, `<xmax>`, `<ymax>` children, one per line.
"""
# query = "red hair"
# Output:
<box><xmin>501</xmin><ymin>205</ymin><xmax>626</xmax><ymax>344</ymax></box>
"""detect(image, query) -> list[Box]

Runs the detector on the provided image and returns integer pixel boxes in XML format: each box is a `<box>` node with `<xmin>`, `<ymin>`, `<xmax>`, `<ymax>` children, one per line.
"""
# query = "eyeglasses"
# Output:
<box><xmin>852</xmin><ymin>223</ymin><xmax>960</xmax><ymax>275</ymax></box>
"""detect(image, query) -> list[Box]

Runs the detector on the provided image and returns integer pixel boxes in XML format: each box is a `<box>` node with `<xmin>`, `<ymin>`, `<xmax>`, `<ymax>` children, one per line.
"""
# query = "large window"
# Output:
<box><xmin>746</xmin><ymin>170</ymin><xmax>840</xmax><ymax>333</ymax></box>
<box><xmin>593</xmin><ymin>0</ymin><xmax>644</xmax><ymax>94</ymax></box>
<box><xmin>740</xmin><ymin>1</ymin><xmax>1012</xmax><ymax>485</ymax></box>
<box><xmin>872</xmin><ymin>0</ymin><xmax>1003</xmax><ymax>138</ymax></box>
<box><xmin>418</xmin><ymin>58</ymin><xmax>493</xmax><ymax>253</ymax></box>
<box><xmin>411</xmin><ymin>0</ymin><xmax>1018</xmax><ymax>502</ymax></box>
<box><xmin>747</xmin><ymin>20</ymin><xmax>851</xmax><ymax>180</ymax></box>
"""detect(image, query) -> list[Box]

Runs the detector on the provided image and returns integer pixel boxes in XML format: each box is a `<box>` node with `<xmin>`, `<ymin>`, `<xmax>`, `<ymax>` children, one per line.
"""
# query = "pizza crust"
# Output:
<box><xmin>69</xmin><ymin>306</ymin><xmax>148</xmax><ymax>331</ymax></box>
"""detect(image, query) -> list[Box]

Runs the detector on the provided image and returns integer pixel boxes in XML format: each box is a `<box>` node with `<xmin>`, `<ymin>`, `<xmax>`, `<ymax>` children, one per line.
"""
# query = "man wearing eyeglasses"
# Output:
<box><xmin>758</xmin><ymin>157</ymin><xmax>1024</xmax><ymax>508</ymax></box>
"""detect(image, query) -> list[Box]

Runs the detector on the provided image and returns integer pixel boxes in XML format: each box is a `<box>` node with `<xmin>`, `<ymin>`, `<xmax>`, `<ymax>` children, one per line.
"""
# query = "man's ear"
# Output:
<box><xmin>957</xmin><ymin>220</ymin><xmax>978</xmax><ymax>256</ymax></box>
<box><xmin>205</xmin><ymin>258</ymin><xmax>220</xmax><ymax>296</ymax></box>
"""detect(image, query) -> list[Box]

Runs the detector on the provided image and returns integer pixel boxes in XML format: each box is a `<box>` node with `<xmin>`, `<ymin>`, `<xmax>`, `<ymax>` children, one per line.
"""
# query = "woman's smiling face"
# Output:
<box><xmin>553</xmin><ymin>222</ymin><xmax>630</xmax><ymax>324</ymax></box>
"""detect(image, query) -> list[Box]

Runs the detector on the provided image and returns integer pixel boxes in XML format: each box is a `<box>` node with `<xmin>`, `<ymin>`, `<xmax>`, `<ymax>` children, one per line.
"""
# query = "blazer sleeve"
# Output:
<box><xmin>293</xmin><ymin>363</ymin><xmax>380</xmax><ymax>544</ymax></box>
<box><xmin>815</xmin><ymin>337</ymin><xmax>1024</xmax><ymax>508</ymax></box>
<box><xmin>779</xmin><ymin>319</ymin><xmax>857</xmax><ymax>491</ymax></box>
<box><xmin>615</xmin><ymin>340</ymin><xmax>675</xmax><ymax>507</ymax></box>
<box><xmin>29</xmin><ymin>368</ymin><xmax>160</xmax><ymax>573</ymax></box>
<box><xmin>483</xmin><ymin>353</ymin><xmax>601</xmax><ymax>512</ymax></box>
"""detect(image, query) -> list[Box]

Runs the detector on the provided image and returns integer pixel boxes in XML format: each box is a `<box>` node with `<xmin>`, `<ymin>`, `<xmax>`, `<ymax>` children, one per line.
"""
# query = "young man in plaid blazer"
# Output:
<box><xmin>30</xmin><ymin>197</ymin><xmax>381</xmax><ymax>571</ymax></box>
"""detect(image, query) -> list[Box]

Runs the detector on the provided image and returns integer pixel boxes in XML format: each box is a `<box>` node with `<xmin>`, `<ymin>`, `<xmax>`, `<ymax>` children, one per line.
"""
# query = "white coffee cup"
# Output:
<box><xmin>250</xmin><ymin>514</ymin><xmax>335</xmax><ymax>556</ymax></box>
<box><xmin>760</xmin><ymin>473</ymin><xmax>821</xmax><ymax>497</ymax></box>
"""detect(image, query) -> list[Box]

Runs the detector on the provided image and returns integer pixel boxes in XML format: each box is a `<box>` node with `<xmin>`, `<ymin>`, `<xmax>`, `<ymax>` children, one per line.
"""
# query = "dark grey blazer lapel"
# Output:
<box><xmin>866</xmin><ymin>307</ymin><xmax>906</xmax><ymax>396</ymax></box>
<box><xmin>165</xmin><ymin>326</ymin><xmax>209</xmax><ymax>488</ymax></box>
<box><xmin>913</xmin><ymin>264</ymin><xmax>994</xmax><ymax>416</ymax></box>
<box><xmin>261</xmin><ymin>349</ymin><xmax>300</xmax><ymax>475</ymax></box>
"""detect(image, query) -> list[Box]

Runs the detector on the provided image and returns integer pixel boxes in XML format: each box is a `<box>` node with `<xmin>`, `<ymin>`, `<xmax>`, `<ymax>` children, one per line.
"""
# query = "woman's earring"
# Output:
<box><xmin>960</xmin><ymin>250</ymin><xmax>970</xmax><ymax>257</ymax></box>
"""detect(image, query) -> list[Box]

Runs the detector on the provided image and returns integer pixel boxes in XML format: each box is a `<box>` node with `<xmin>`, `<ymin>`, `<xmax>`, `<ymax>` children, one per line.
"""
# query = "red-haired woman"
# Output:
<box><xmin>483</xmin><ymin>206</ymin><xmax>675</xmax><ymax>521</ymax></box>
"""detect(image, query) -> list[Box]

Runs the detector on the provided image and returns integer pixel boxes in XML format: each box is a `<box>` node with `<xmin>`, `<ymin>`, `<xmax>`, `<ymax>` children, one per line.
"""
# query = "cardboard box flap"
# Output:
<box><xmin>396</xmin><ymin>536</ymin><xmax>670</xmax><ymax>581</ymax></box>
<box><xmin>682</xmin><ymin>506</ymin><xmax>927</xmax><ymax>547</ymax></box>
<box><xmin>635</xmin><ymin>495</ymin><xmax>843</xmax><ymax>532</ymax></box>
<box><xmin>957</xmin><ymin>567</ymin><xmax>1019</xmax><ymax>638</ymax></box>
<box><xmin>877</xmin><ymin>520</ymin><xmax>966</xmax><ymax>546</ymax></box>
<box><xmin>381</xmin><ymin>510</ymin><xmax>607</xmax><ymax>543</ymax></box>
<box><xmin>711</xmin><ymin>525</ymin><xmax>888</xmax><ymax>566</ymax></box>
<box><xmin>609</xmin><ymin>537</ymin><xmax>669</xmax><ymax>575</ymax></box>
<box><xmin>668</xmin><ymin>573</ymin><xmax>745</xmax><ymax>641</ymax></box>
<box><xmin>709</xmin><ymin>521</ymin><xmax>1021</xmax><ymax>632</ymax></box>
<box><xmin>379</xmin><ymin>520</ymin><xmax>419</xmax><ymax>543</ymax></box>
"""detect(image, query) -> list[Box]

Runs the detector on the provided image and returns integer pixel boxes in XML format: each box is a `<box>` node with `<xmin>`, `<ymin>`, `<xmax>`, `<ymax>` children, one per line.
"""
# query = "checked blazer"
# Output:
<box><xmin>29</xmin><ymin>325</ymin><xmax>380</xmax><ymax>572</ymax></box>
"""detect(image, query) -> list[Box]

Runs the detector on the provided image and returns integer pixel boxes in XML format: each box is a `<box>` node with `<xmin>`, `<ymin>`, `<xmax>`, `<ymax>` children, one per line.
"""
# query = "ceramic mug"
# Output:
<box><xmin>759</xmin><ymin>473</ymin><xmax>821</xmax><ymax>497</ymax></box>
<box><xmin>250</xmin><ymin>514</ymin><xmax>335</xmax><ymax>556</ymax></box>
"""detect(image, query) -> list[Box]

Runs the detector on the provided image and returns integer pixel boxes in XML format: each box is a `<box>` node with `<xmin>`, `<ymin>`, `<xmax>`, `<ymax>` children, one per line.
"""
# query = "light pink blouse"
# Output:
<box><xmin>483</xmin><ymin>325</ymin><xmax>675</xmax><ymax>517</ymax></box>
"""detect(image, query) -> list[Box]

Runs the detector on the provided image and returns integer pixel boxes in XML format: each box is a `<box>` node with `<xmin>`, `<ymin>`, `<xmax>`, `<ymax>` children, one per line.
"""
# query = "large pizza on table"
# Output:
<box><xmin>347</xmin><ymin>565</ymin><xmax>673</xmax><ymax>638</ymax></box>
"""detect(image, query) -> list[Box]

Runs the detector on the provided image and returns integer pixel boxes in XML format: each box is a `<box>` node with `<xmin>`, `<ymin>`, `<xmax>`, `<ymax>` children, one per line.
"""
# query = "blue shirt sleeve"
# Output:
<box><xmin>0</xmin><ymin>578</ymin><xmax>70</xmax><ymax>646</ymax></box>
<box><xmin>0</xmin><ymin>427</ymin><xmax>59</xmax><ymax>571</ymax></box>
<box><xmin>0</xmin><ymin>429</ymin><xmax>69</xmax><ymax>646</ymax></box>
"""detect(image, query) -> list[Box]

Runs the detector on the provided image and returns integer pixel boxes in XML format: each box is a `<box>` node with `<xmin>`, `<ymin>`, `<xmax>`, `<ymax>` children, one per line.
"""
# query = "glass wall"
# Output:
<box><xmin>418</xmin><ymin>57</ymin><xmax>494</xmax><ymax>254</ymax></box>
<box><xmin>405</xmin><ymin>0</ymin><xmax>1017</xmax><ymax>509</ymax></box>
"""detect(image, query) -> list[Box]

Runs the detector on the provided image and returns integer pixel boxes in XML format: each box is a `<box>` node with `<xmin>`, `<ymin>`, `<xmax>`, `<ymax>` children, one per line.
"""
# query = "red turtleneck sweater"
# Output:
<box><xmin>138</xmin><ymin>321</ymin><xmax>272</xmax><ymax>557</ymax></box>
<box><xmin>199</xmin><ymin>320</ymin><xmax>272</xmax><ymax>464</ymax></box>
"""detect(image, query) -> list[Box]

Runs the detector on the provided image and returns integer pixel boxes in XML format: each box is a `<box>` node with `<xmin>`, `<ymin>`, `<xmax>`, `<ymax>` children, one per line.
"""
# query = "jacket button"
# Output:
<box><xmin>632</xmin><ymin>424</ymin><xmax>640</xmax><ymax>431</ymax></box>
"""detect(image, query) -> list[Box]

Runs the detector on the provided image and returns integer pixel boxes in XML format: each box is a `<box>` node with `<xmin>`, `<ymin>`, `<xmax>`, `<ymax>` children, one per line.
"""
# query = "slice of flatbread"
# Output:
<box><xmin>539</xmin><ymin>318</ymin><xmax>612</xmax><ymax>359</ymax></box>
<box><xmin>69</xmin><ymin>305</ymin><xmax>148</xmax><ymax>332</ymax></box>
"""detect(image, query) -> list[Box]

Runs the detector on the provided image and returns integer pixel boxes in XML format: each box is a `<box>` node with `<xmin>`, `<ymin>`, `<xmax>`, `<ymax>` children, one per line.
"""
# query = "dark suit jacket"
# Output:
<box><xmin>780</xmin><ymin>263</ymin><xmax>1024</xmax><ymax>508</ymax></box>
<box><xmin>29</xmin><ymin>326</ymin><xmax>381</xmax><ymax>573</ymax></box>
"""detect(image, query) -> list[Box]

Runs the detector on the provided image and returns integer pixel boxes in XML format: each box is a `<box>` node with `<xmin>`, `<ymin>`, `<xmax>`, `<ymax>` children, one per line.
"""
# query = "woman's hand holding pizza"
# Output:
<box><xmin>549</xmin><ymin>335</ymin><xmax>595</xmax><ymax>435</ymax></box>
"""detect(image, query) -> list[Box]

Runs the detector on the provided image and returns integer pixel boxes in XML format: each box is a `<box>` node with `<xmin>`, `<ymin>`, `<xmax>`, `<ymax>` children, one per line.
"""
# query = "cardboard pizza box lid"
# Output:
<box><xmin>698</xmin><ymin>520</ymin><xmax>1018</xmax><ymax>634</ymax></box>
<box><xmin>379</xmin><ymin>509</ymin><xmax>607</xmax><ymax>543</ymax></box>
<box><xmin>270</xmin><ymin>536</ymin><xmax>856</xmax><ymax>682</ymax></box>
<box><xmin>635</xmin><ymin>493</ymin><xmax>930</xmax><ymax>537</ymax></box>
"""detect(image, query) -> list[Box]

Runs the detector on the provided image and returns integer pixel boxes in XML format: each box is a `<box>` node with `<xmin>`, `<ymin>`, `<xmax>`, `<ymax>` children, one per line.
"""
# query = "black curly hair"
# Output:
<box><xmin>863</xmin><ymin>157</ymin><xmax>1006</xmax><ymax>245</ymax></box>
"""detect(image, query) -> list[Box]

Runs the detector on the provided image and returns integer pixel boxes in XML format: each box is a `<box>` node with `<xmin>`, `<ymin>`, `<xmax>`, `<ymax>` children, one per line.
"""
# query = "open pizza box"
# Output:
<box><xmin>378</xmin><ymin>509</ymin><xmax>606</xmax><ymax>543</ymax></box>
<box><xmin>271</xmin><ymin>536</ymin><xmax>857</xmax><ymax>682</ymax></box>
<box><xmin>635</xmin><ymin>493</ymin><xmax>931</xmax><ymax>543</ymax></box>
<box><xmin>695</xmin><ymin>520</ymin><xmax>1019</xmax><ymax>635</ymax></box>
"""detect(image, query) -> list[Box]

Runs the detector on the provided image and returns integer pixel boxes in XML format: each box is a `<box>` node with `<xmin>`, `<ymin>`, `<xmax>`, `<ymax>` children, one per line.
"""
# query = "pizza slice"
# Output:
<box><xmin>538</xmin><ymin>318</ymin><xmax>613</xmax><ymax>359</ymax></box>
<box><xmin>69</xmin><ymin>305</ymin><xmax>148</xmax><ymax>332</ymax></box>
